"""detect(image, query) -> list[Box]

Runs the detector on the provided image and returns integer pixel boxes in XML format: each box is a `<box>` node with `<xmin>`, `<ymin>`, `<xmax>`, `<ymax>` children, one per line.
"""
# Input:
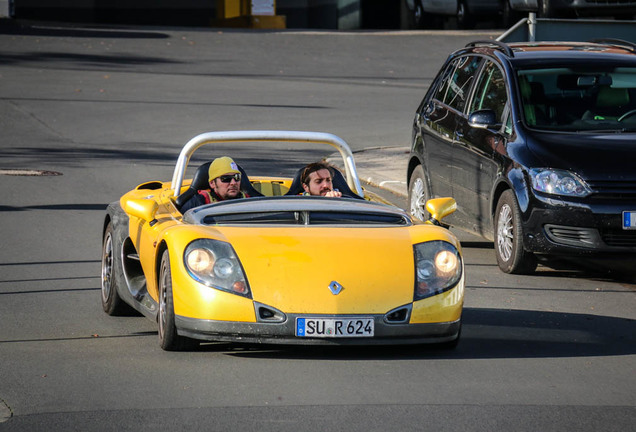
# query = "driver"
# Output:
<box><xmin>300</xmin><ymin>162</ymin><xmax>343</xmax><ymax>197</ymax></box>
<box><xmin>180</xmin><ymin>157</ymin><xmax>249</xmax><ymax>212</ymax></box>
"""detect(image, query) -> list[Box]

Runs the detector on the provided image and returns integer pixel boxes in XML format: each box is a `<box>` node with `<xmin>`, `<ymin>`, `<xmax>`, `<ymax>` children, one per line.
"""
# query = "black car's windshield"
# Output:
<box><xmin>517</xmin><ymin>67</ymin><xmax>636</xmax><ymax>132</ymax></box>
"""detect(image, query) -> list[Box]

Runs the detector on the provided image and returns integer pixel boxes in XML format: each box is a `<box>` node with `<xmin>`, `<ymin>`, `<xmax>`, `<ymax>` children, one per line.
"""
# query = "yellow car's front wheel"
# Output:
<box><xmin>158</xmin><ymin>250</ymin><xmax>199</xmax><ymax>351</ymax></box>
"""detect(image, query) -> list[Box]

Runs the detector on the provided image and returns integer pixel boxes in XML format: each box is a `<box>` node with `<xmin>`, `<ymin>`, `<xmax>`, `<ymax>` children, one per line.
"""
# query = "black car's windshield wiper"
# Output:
<box><xmin>576</xmin><ymin>128</ymin><xmax>634</xmax><ymax>133</ymax></box>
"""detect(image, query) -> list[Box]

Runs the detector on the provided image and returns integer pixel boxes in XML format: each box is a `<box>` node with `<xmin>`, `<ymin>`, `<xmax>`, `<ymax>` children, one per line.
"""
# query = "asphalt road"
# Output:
<box><xmin>0</xmin><ymin>20</ymin><xmax>635</xmax><ymax>431</ymax></box>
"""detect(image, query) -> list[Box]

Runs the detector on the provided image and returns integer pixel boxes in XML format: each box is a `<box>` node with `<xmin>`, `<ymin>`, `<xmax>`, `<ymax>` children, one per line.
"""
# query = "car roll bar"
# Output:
<box><xmin>170</xmin><ymin>130</ymin><xmax>364</xmax><ymax>198</ymax></box>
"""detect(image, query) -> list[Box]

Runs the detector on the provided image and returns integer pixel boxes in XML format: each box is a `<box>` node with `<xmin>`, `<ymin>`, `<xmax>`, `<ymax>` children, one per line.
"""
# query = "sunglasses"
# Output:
<box><xmin>218</xmin><ymin>173</ymin><xmax>241</xmax><ymax>183</ymax></box>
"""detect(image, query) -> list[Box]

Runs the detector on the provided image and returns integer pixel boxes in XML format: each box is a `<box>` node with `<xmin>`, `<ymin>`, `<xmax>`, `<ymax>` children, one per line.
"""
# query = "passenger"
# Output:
<box><xmin>180</xmin><ymin>157</ymin><xmax>249</xmax><ymax>212</ymax></box>
<box><xmin>300</xmin><ymin>162</ymin><xmax>343</xmax><ymax>197</ymax></box>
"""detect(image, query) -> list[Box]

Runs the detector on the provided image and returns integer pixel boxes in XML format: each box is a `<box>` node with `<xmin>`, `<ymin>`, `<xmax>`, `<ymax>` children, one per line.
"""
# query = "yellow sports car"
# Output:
<box><xmin>101</xmin><ymin>131</ymin><xmax>464</xmax><ymax>350</ymax></box>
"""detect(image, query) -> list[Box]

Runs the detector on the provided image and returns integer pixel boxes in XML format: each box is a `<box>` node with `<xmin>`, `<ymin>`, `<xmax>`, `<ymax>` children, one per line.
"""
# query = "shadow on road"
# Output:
<box><xmin>205</xmin><ymin>307</ymin><xmax>635</xmax><ymax>360</ymax></box>
<box><xmin>0</xmin><ymin>19</ymin><xmax>170</xmax><ymax>39</ymax></box>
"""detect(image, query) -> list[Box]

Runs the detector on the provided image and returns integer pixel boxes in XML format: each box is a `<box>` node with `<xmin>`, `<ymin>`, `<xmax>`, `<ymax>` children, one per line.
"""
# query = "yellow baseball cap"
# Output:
<box><xmin>208</xmin><ymin>156</ymin><xmax>240</xmax><ymax>181</ymax></box>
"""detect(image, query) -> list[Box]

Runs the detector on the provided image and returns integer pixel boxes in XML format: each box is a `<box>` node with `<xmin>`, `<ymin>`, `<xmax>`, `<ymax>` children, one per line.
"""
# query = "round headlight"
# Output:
<box><xmin>435</xmin><ymin>250</ymin><xmax>458</xmax><ymax>276</ymax></box>
<box><xmin>213</xmin><ymin>258</ymin><xmax>235</xmax><ymax>279</ymax></box>
<box><xmin>416</xmin><ymin>259</ymin><xmax>435</xmax><ymax>281</ymax></box>
<box><xmin>186</xmin><ymin>248</ymin><xmax>215</xmax><ymax>273</ymax></box>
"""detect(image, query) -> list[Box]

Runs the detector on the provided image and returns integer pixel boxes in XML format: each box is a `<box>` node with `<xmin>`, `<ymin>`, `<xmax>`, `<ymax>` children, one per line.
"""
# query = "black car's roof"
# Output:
<box><xmin>510</xmin><ymin>42</ymin><xmax>636</xmax><ymax>67</ymax></box>
<box><xmin>464</xmin><ymin>41</ymin><xmax>636</xmax><ymax>68</ymax></box>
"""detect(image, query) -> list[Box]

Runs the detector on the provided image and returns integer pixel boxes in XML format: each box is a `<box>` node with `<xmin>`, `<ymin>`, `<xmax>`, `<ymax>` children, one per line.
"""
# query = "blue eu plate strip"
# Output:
<box><xmin>296</xmin><ymin>318</ymin><xmax>306</xmax><ymax>336</ymax></box>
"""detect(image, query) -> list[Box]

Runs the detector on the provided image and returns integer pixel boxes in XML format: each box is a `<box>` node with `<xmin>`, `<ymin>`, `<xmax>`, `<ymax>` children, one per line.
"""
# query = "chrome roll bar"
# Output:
<box><xmin>170</xmin><ymin>130</ymin><xmax>364</xmax><ymax>197</ymax></box>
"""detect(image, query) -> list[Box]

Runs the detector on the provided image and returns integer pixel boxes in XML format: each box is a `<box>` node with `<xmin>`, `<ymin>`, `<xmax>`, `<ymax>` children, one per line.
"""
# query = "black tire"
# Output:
<box><xmin>411</xmin><ymin>0</ymin><xmax>425</xmax><ymax>29</ymax></box>
<box><xmin>101</xmin><ymin>222</ymin><xmax>131</xmax><ymax>316</ymax></box>
<box><xmin>158</xmin><ymin>250</ymin><xmax>198</xmax><ymax>351</ymax></box>
<box><xmin>408</xmin><ymin>165</ymin><xmax>431</xmax><ymax>223</ymax></box>
<box><xmin>456</xmin><ymin>1</ymin><xmax>475</xmax><ymax>29</ymax></box>
<box><xmin>494</xmin><ymin>190</ymin><xmax>538</xmax><ymax>274</ymax></box>
<box><xmin>410</xmin><ymin>0</ymin><xmax>441</xmax><ymax>29</ymax></box>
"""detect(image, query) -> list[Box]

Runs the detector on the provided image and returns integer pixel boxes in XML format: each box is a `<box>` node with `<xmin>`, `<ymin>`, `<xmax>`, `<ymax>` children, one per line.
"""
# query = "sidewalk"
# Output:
<box><xmin>327</xmin><ymin>146</ymin><xmax>410</xmax><ymax>198</ymax></box>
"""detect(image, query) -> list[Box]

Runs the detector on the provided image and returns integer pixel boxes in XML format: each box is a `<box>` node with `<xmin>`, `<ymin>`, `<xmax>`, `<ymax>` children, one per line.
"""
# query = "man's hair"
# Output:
<box><xmin>301</xmin><ymin>162</ymin><xmax>334</xmax><ymax>185</ymax></box>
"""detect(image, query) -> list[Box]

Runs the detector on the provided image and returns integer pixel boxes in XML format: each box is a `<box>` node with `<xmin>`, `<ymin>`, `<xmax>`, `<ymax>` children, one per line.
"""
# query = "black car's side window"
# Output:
<box><xmin>440</xmin><ymin>56</ymin><xmax>482</xmax><ymax>112</ymax></box>
<box><xmin>470</xmin><ymin>60</ymin><xmax>508</xmax><ymax>122</ymax></box>
<box><xmin>433</xmin><ymin>59</ymin><xmax>457</xmax><ymax>103</ymax></box>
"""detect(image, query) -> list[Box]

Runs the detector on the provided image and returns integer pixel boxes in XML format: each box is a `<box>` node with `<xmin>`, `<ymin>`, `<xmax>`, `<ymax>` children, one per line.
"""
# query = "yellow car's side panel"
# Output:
<box><xmin>121</xmin><ymin>187</ymin><xmax>182</xmax><ymax>301</ymax></box>
<box><xmin>170</xmin><ymin>263</ymin><xmax>257</xmax><ymax>322</ymax></box>
<box><xmin>408</xmin><ymin>223</ymin><xmax>462</xmax><ymax>250</ymax></box>
<box><xmin>410</xmin><ymin>275</ymin><xmax>464</xmax><ymax>323</ymax></box>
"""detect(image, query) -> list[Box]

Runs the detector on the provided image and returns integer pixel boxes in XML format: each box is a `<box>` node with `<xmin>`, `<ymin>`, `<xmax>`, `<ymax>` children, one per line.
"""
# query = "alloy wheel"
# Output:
<box><xmin>497</xmin><ymin>203</ymin><xmax>514</xmax><ymax>262</ymax></box>
<box><xmin>158</xmin><ymin>259</ymin><xmax>168</xmax><ymax>341</ymax></box>
<box><xmin>101</xmin><ymin>232</ymin><xmax>113</xmax><ymax>303</ymax></box>
<box><xmin>410</xmin><ymin>177</ymin><xmax>428</xmax><ymax>221</ymax></box>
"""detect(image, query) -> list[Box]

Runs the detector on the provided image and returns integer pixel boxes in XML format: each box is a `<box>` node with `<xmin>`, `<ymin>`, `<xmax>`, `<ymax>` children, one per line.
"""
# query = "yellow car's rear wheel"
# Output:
<box><xmin>101</xmin><ymin>223</ymin><xmax>131</xmax><ymax>316</ymax></box>
<box><xmin>158</xmin><ymin>250</ymin><xmax>198</xmax><ymax>351</ymax></box>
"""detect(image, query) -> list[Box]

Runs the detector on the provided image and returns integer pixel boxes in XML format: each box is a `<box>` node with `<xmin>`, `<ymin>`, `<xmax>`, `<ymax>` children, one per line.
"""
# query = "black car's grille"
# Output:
<box><xmin>601</xmin><ymin>229</ymin><xmax>636</xmax><ymax>247</ymax></box>
<box><xmin>544</xmin><ymin>224</ymin><xmax>636</xmax><ymax>249</ymax></box>
<box><xmin>587</xmin><ymin>180</ymin><xmax>636</xmax><ymax>200</ymax></box>
<box><xmin>544</xmin><ymin>224</ymin><xmax>601</xmax><ymax>248</ymax></box>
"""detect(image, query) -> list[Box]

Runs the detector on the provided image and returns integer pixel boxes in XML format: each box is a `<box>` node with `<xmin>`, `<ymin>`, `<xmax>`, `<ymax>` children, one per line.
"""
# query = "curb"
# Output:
<box><xmin>327</xmin><ymin>146</ymin><xmax>409</xmax><ymax>198</ymax></box>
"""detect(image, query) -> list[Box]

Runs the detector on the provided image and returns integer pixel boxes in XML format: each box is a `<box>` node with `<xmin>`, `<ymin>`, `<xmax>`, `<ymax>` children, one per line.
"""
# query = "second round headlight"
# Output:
<box><xmin>413</xmin><ymin>241</ymin><xmax>462</xmax><ymax>300</ymax></box>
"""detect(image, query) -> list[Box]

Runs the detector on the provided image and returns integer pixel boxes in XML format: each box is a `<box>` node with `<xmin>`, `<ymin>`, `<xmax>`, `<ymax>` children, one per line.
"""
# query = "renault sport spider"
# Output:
<box><xmin>101</xmin><ymin>131</ymin><xmax>464</xmax><ymax>350</ymax></box>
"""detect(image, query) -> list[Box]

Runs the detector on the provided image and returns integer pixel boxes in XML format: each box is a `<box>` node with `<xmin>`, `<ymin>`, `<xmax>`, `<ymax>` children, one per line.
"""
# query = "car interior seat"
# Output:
<box><xmin>175</xmin><ymin>161</ymin><xmax>263</xmax><ymax>211</ymax></box>
<box><xmin>519</xmin><ymin>78</ymin><xmax>550</xmax><ymax>126</ymax></box>
<box><xmin>582</xmin><ymin>86</ymin><xmax>630</xmax><ymax>121</ymax></box>
<box><xmin>528</xmin><ymin>82</ymin><xmax>554</xmax><ymax>124</ymax></box>
<box><xmin>284</xmin><ymin>165</ymin><xmax>364</xmax><ymax>199</ymax></box>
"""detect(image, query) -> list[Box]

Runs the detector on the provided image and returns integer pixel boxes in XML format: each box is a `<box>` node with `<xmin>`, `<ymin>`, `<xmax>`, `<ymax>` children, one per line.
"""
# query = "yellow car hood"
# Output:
<box><xmin>219</xmin><ymin>226</ymin><xmax>415</xmax><ymax>314</ymax></box>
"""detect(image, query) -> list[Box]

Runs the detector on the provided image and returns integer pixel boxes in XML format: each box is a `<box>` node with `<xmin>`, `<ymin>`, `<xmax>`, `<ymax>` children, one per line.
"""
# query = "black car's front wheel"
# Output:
<box><xmin>158</xmin><ymin>250</ymin><xmax>198</xmax><ymax>351</ymax></box>
<box><xmin>408</xmin><ymin>165</ymin><xmax>431</xmax><ymax>223</ymax></box>
<box><xmin>494</xmin><ymin>190</ymin><xmax>537</xmax><ymax>274</ymax></box>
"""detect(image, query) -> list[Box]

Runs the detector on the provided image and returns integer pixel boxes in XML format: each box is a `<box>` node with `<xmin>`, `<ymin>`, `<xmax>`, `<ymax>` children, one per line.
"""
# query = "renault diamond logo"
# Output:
<box><xmin>328</xmin><ymin>281</ymin><xmax>343</xmax><ymax>295</ymax></box>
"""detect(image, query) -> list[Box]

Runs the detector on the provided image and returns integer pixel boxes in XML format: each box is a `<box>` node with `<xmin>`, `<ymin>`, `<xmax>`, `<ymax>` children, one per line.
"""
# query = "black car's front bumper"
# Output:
<box><xmin>175</xmin><ymin>314</ymin><xmax>461</xmax><ymax>346</ymax></box>
<box><xmin>521</xmin><ymin>194</ymin><xmax>636</xmax><ymax>255</ymax></box>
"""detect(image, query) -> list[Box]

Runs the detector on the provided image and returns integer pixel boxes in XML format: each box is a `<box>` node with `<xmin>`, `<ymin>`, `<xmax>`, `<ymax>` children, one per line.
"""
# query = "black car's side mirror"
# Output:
<box><xmin>468</xmin><ymin>109</ymin><xmax>500</xmax><ymax>129</ymax></box>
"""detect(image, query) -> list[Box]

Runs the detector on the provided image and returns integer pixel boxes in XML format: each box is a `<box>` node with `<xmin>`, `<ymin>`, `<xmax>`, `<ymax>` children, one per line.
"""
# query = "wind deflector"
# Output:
<box><xmin>183</xmin><ymin>196</ymin><xmax>411</xmax><ymax>227</ymax></box>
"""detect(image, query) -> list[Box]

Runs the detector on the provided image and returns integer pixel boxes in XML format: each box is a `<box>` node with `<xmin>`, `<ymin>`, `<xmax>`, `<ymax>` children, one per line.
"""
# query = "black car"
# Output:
<box><xmin>407</xmin><ymin>39</ymin><xmax>636</xmax><ymax>274</ymax></box>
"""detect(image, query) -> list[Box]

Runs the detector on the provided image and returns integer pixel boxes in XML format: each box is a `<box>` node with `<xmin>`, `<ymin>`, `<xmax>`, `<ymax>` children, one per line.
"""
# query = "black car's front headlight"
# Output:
<box><xmin>184</xmin><ymin>239</ymin><xmax>251</xmax><ymax>298</ymax></box>
<box><xmin>413</xmin><ymin>241</ymin><xmax>462</xmax><ymax>301</ymax></box>
<box><xmin>529</xmin><ymin>168</ymin><xmax>592</xmax><ymax>197</ymax></box>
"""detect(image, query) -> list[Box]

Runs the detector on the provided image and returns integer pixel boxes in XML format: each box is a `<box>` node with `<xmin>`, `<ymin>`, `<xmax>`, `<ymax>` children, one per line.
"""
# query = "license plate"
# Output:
<box><xmin>296</xmin><ymin>317</ymin><xmax>374</xmax><ymax>338</ymax></box>
<box><xmin>623</xmin><ymin>211</ymin><xmax>636</xmax><ymax>230</ymax></box>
